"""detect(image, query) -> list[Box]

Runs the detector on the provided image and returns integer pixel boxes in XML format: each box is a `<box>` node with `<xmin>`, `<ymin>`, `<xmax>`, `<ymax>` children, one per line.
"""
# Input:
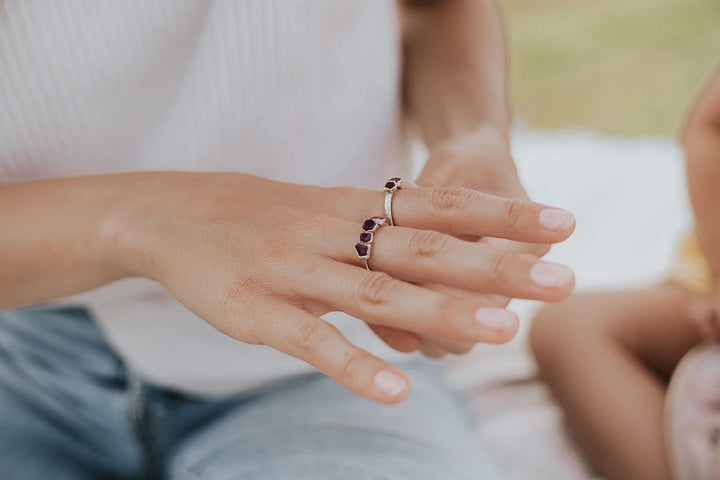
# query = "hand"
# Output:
<box><xmin>414</xmin><ymin>127</ymin><xmax>573</xmax><ymax>356</ymax></box>
<box><xmin>418</xmin><ymin>126</ymin><xmax>525</xmax><ymax>200</ymax></box>
<box><xmin>110</xmin><ymin>172</ymin><xmax>575</xmax><ymax>403</ymax></box>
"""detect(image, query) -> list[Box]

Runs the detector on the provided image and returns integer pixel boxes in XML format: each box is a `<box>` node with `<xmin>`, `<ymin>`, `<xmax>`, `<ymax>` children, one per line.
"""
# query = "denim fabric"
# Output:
<box><xmin>0</xmin><ymin>307</ymin><xmax>502</xmax><ymax>480</ymax></box>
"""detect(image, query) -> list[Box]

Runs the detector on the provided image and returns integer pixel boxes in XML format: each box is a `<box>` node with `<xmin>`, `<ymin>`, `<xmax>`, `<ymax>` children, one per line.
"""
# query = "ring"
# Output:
<box><xmin>355</xmin><ymin>216</ymin><xmax>387</xmax><ymax>271</ymax></box>
<box><xmin>384</xmin><ymin>177</ymin><xmax>414</xmax><ymax>226</ymax></box>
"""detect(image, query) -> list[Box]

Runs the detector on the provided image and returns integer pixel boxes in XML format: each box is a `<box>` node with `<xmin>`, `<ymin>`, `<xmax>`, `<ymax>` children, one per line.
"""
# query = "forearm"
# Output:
<box><xmin>402</xmin><ymin>0</ymin><xmax>511</xmax><ymax>147</ymax></box>
<box><xmin>683</xmin><ymin>64</ymin><xmax>720</xmax><ymax>279</ymax></box>
<box><xmin>0</xmin><ymin>174</ymin><xmax>139</xmax><ymax>309</ymax></box>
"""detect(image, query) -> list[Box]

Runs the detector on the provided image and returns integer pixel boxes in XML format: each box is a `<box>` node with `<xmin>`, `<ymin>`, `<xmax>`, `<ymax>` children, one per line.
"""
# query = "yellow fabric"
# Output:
<box><xmin>670</xmin><ymin>232</ymin><xmax>716</xmax><ymax>295</ymax></box>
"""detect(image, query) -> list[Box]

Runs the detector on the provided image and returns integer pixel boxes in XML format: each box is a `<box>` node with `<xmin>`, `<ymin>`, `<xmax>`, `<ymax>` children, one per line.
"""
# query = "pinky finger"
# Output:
<box><xmin>257</xmin><ymin>299</ymin><xmax>411</xmax><ymax>404</ymax></box>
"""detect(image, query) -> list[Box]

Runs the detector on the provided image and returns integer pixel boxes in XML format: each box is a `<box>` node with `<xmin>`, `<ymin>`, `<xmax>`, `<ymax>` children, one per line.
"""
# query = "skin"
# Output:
<box><xmin>1</xmin><ymin>1</ymin><xmax>577</xmax><ymax>405</ymax></box>
<box><xmin>1</xmin><ymin>173</ymin><xmax>575</xmax><ymax>405</ymax></box>
<box><xmin>530</xmin><ymin>59</ymin><xmax>720</xmax><ymax>480</ymax></box>
<box><xmin>404</xmin><ymin>0</ymin><xmax>554</xmax><ymax>356</ymax></box>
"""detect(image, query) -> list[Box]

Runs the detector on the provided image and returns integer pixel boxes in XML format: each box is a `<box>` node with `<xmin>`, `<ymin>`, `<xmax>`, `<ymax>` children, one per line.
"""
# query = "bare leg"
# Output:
<box><xmin>530</xmin><ymin>284</ymin><xmax>706</xmax><ymax>480</ymax></box>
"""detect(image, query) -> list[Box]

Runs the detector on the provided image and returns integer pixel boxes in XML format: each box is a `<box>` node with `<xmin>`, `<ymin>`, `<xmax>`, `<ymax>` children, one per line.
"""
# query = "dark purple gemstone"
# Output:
<box><xmin>355</xmin><ymin>243</ymin><xmax>369</xmax><ymax>257</ymax></box>
<box><xmin>389</xmin><ymin>177</ymin><xmax>401</xmax><ymax>182</ymax></box>
<box><xmin>384</xmin><ymin>181</ymin><xmax>396</xmax><ymax>190</ymax></box>
<box><xmin>362</xmin><ymin>219</ymin><xmax>376</xmax><ymax>231</ymax></box>
<box><xmin>360</xmin><ymin>232</ymin><xmax>372</xmax><ymax>243</ymax></box>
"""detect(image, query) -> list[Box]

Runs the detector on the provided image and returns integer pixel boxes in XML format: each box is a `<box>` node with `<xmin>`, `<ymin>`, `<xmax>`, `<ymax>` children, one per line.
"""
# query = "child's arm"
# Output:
<box><xmin>683</xmin><ymin>62</ymin><xmax>720</xmax><ymax>280</ymax></box>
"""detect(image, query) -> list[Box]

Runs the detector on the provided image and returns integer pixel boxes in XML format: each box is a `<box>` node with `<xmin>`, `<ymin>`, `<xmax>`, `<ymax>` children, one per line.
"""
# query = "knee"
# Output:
<box><xmin>530</xmin><ymin>298</ymin><xmax>606</xmax><ymax>375</ymax></box>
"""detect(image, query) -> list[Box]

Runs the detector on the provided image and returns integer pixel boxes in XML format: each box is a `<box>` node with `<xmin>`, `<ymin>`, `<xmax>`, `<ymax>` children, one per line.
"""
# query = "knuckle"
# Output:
<box><xmin>437</xmin><ymin>296</ymin><xmax>464</xmax><ymax>333</ymax></box>
<box><xmin>488</xmin><ymin>252</ymin><xmax>512</xmax><ymax>281</ymax></box>
<box><xmin>293</xmin><ymin>320</ymin><xmax>329</xmax><ymax>353</ymax></box>
<box><xmin>407</xmin><ymin>230</ymin><xmax>451</xmax><ymax>260</ymax></box>
<box><xmin>221</xmin><ymin>277</ymin><xmax>264</xmax><ymax>312</ymax></box>
<box><xmin>430</xmin><ymin>186</ymin><xmax>473</xmax><ymax>214</ymax></box>
<box><xmin>503</xmin><ymin>199</ymin><xmax>528</xmax><ymax>232</ymax></box>
<box><xmin>339</xmin><ymin>349</ymin><xmax>369</xmax><ymax>384</ymax></box>
<box><xmin>357</xmin><ymin>273</ymin><xmax>398</xmax><ymax>307</ymax></box>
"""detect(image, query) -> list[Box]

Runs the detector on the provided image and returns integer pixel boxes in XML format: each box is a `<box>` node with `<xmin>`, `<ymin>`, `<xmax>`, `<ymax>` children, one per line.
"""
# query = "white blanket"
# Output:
<box><xmin>427</xmin><ymin>127</ymin><xmax>691</xmax><ymax>480</ymax></box>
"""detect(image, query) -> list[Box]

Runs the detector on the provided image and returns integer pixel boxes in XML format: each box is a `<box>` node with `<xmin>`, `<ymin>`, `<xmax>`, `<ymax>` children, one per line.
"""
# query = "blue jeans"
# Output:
<box><xmin>0</xmin><ymin>306</ymin><xmax>503</xmax><ymax>480</ymax></box>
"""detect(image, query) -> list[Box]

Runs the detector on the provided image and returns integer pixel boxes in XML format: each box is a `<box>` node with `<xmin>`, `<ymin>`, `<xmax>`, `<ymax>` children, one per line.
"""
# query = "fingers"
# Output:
<box><xmin>255</xmin><ymin>299</ymin><xmax>411</xmax><ymax>404</ymax></box>
<box><xmin>294</xmin><ymin>260</ymin><xmax>520</xmax><ymax>345</ymax></box>
<box><xmin>328</xmin><ymin>221</ymin><xmax>575</xmax><ymax>302</ymax></box>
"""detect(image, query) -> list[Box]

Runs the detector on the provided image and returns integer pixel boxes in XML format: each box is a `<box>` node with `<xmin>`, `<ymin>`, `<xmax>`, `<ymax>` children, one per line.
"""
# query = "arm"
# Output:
<box><xmin>402</xmin><ymin>0</ymin><xmax>521</xmax><ymax>196</ymax></box>
<box><xmin>0</xmin><ymin>174</ymin><xmax>135</xmax><ymax>309</ymax></box>
<box><xmin>402</xmin><ymin>0</ymin><xmax>510</xmax><ymax>146</ymax></box>
<box><xmin>683</xmin><ymin>62</ymin><xmax>720</xmax><ymax>279</ymax></box>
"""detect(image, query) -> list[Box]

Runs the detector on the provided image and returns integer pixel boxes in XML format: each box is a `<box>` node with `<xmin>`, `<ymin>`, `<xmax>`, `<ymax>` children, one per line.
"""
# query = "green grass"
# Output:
<box><xmin>501</xmin><ymin>0</ymin><xmax>720</xmax><ymax>136</ymax></box>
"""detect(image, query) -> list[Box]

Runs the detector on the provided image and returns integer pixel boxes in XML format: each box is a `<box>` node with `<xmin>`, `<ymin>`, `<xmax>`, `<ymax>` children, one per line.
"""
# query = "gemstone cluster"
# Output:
<box><xmin>355</xmin><ymin>217</ymin><xmax>386</xmax><ymax>259</ymax></box>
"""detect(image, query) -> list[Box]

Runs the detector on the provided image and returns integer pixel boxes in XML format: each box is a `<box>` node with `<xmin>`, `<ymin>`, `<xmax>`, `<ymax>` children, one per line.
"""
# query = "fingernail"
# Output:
<box><xmin>374</xmin><ymin>370</ymin><xmax>408</xmax><ymax>397</ymax></box>
<box><xmin>539</xmin><ymin>208</ymin><xmax>575</xmax><ymax>231</ymax></box>
<box><xmin>530</xmin><ymin>261</ymin><xmax>572</xmax><ymax>287</ymax></box>
<box><xmin>475</xmin><ymin>307</ymin><xmax>516</xmax><ymax>329</ymax></box>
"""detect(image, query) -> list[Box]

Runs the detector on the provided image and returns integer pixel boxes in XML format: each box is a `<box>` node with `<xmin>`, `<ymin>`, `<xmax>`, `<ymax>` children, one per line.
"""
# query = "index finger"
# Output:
<box><xmin>392</xmin><ymin>186</ymin><xmax>575</xmax><ymax>244</ymax></box>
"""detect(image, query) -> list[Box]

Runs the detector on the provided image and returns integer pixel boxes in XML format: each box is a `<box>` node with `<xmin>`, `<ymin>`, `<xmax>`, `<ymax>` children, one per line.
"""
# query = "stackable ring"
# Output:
<box><xmin>355</xmin><ymin>216</ymin><xmax>387</xmax><ymax>271</ymax></box>
<box><xmin>384</xmin><ymin>177</ymin><xmax>414</xmax><ymax>226</ymax></box>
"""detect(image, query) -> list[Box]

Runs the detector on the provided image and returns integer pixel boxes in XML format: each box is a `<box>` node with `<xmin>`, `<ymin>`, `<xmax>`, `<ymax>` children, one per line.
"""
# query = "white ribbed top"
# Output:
<box><xmin>0</xmin><ymin>1</ymin><xmax>410</xmax><ymax>395</ymax></box>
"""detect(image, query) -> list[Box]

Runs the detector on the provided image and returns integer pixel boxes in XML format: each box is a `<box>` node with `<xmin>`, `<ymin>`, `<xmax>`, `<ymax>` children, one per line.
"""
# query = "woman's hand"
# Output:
<box><xmin>417</xmin><ymin>126</ymin><xmax>525</xmax><ymax>199</ymax></box>
<box><xmin>414</xmin><ymin>127</ymin><xmax>568</xmax><ymax>356</ymax></box>
<box><xmin>109</xmin><ymin>172</ymin><xmax>575</xmax><ymax>403</ymax></box>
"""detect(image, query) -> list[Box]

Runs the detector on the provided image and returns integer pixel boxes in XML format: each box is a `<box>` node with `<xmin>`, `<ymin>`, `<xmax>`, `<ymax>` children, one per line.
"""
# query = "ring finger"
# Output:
<box><xmin>327</xmin><ymin>220</ymin><xmax>574</xmax><ymax>302</ymax></box>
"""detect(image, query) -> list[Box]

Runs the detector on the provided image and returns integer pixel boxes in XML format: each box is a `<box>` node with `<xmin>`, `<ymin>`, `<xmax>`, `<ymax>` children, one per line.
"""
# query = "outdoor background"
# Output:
<box><xmin>501</xmin><ymin>0</ymin><xmax>720</xmax><ymax>137</ymax></box>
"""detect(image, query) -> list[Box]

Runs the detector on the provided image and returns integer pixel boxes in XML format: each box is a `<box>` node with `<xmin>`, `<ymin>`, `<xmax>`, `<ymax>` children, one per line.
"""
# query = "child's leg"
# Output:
<box><xmin>530</xmin><ymin>284</ymin><xmax>706</xmax><ymax>480</ymax></box>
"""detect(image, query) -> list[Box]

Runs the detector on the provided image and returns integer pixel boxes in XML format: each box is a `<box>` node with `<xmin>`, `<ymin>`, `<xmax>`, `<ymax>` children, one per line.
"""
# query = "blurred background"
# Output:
<box><xmin>451</xmin><ymin>3</ymin><xmax>720</xmax><ymax>478</ymax></box>
<box><xmin>501</xmin><ymin>0</ymin><xmax>720</xmax><ymax>137</ymax></box>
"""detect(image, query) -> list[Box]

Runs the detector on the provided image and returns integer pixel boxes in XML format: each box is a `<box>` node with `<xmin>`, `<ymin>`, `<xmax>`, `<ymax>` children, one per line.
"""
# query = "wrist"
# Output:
<box><xmin>423</xmin><ymin>117</ymin><xmax>510</xmax><ymax>150</ymax></box>
<box><xmin>95</xmin><ymin>172</ymin><xmax>171</xmax><ymax>281</ymax></box>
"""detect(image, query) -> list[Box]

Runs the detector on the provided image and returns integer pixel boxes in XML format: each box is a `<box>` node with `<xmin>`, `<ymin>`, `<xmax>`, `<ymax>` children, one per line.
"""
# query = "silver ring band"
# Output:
<box><xmin>383</xmin><ymin>177</ymin><xmax>414</xmax><ymax>226</ymax></box>
<box><xmin>355</xmin><ymin>216</ymin><xmax>387</xmax><ymax>271</ymax></box>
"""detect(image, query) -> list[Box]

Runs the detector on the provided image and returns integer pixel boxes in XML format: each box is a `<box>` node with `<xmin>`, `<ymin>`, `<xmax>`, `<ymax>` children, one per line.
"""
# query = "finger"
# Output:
<box><xmin>417</xmin><ymin>284</ymin><xmax>506</xmax><ymax>356</ymax></box>
<box><xmin>480</xmin><ymin>237</ymin><xmax>551</xmax><ymax>258</ymax></box>
<box><xmin>330</xmin><ymin>221</ymin><xmax>575</xmax><ymax>302</ymax></box>
<box><xmin>255</xmin><ymin>299</ymin><xmax>411</xmax><ymax>404</ymax></box>
<box><xmin>336</xmin><ymin>186</ymin><xmax>575</xmax><ymax>244</ymax></box>
<box><xmin>294</xmin><ymin>260</ymin><xmax>520</xmax><ymax>345</ymax></box>
<box><xmin>393</xmin><ymin>186</ymin><xmax>576</xmax><ymax>243</ymax></box>
<box><xmin>367</xmin><ymin>324</ymin><xmax>422</xmax><ymax>353</ymax></box>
